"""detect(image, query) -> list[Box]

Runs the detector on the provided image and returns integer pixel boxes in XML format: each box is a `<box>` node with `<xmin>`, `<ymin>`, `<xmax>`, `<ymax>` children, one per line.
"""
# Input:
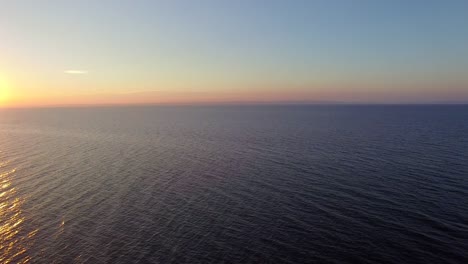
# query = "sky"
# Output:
<box><xmin>0</xmin><ymin>0</ymin><xmax>467</xmax><ymax>107</ymax></box>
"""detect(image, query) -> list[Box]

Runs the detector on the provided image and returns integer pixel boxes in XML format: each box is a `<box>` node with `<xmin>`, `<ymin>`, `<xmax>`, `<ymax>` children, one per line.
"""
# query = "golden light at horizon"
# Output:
<box><xmin>0</xmin><ymin>75</ymin><xmax>11</xmax><ymax>105</ymax></box>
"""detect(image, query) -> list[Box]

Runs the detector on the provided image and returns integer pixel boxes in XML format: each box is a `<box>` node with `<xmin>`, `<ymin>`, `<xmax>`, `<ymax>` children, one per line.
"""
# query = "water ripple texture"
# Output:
<box><xmin>0</xmin><ymin>105</ymin><xmax>467</xmax><ymax>263</ymax></box>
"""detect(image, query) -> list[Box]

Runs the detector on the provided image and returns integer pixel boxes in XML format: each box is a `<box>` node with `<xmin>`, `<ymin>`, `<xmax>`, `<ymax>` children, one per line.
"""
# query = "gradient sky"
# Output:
<box><xmin>1</xmin><ymin>0</ymin><xmax>467</xmax><ymax>107</ymax></box>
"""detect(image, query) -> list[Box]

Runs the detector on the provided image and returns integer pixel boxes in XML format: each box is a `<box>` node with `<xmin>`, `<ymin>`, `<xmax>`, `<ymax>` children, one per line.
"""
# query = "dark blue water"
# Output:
<box><xmin>0</xmin><ymin>105</ymin><xmax>467</xmax><ymax>263</ymax></box>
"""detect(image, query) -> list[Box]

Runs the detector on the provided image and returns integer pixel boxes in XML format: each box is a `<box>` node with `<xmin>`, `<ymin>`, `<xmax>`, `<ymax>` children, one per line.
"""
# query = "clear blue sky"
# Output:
<box><xmin>1</xmin><ymin>0</ymin><xmax>467</xmax><ymax>106</ymax></box>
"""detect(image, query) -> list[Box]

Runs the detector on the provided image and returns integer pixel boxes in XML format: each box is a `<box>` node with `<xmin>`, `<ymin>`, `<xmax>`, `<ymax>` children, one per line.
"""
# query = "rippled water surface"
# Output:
<box><xmin>0</xmin><ymin>105</ymin><xmax>467</xmax><ymax>263</ymax></box>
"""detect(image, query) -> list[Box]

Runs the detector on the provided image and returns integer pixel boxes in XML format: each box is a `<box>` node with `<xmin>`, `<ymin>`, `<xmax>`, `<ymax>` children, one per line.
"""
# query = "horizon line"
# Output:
<box><xmin>2</xmin><ymin>101</ymin><xmax>468</xmax><ymax>110</ymax></box>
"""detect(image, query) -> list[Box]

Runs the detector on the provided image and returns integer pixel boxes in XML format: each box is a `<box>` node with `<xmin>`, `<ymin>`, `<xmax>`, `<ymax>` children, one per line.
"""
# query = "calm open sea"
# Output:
<box><xmin>0</xmin><ymin>105</ymin><xmax>467</xmax><ymax>263</ymax></box>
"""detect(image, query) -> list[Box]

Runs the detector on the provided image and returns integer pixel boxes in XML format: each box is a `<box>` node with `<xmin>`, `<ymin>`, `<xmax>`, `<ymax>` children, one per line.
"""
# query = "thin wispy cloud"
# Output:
<box><xmin>65</xmin><ymin>70</ymin><xmax>88</xmax><ymax>74</ymax></box>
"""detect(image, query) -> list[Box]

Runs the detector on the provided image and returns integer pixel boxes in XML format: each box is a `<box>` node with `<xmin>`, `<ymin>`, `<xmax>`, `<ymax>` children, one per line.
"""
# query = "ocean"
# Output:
<box><xmin>0</xmin><ymin>105</ymin><xmax>467</xmax><ymax>263</ymax></box>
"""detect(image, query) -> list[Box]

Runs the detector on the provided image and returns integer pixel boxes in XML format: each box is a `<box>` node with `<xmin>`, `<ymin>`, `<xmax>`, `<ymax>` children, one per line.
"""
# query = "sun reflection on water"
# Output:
<box><xmin>0</xmin><ymin>161</ymin><xmax>36</xmax><ymax>263</ymax></box>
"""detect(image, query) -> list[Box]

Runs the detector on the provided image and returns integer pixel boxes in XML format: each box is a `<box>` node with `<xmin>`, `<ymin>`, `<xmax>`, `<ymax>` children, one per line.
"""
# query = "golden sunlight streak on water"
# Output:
<box><xmin>0</xmin><ymin>161</ymin><xmax>37</xmax><ymax>264</ymax></box>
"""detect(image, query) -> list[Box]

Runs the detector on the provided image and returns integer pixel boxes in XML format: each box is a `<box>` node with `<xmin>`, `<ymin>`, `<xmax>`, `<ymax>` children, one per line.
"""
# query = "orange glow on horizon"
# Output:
<box><xmin>2</xmin><ymin>81</ymin><xmax>467</xmax><ymax>108</ymax></box>
<box><xmin>0</xmin><ymin>76</ymin><xmax>12</xmax><ymax>106</ymax></box>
